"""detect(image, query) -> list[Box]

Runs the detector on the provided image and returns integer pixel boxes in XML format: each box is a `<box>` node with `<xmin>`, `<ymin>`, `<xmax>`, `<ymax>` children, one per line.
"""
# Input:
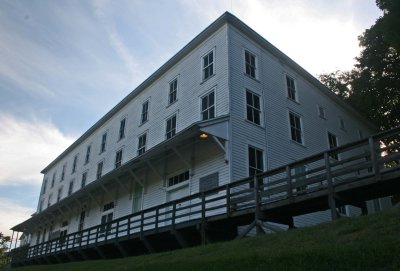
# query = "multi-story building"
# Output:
<box><xmin>12</xmin><ymin>12</ymin><xmax>384</xmax><ymax>254</ymax></box>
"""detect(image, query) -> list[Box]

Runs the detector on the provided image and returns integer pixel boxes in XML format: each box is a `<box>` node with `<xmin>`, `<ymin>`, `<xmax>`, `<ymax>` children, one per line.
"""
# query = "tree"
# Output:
<box><xmin>319</xmin><ymin>0</ymin><xmax>400</xmax><ymax>131</ymax></box>
<box><xmin>0</xmin><ymin>232</ymin><xmax>11</xmax><ymax>267</ymax></box>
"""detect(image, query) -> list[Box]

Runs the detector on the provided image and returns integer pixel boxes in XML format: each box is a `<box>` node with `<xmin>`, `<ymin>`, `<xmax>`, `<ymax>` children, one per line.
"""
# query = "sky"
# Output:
<box><xmin>0</xmin><ymin>0</ymin><xmax>381</xmax><ymax>239</ymax></box>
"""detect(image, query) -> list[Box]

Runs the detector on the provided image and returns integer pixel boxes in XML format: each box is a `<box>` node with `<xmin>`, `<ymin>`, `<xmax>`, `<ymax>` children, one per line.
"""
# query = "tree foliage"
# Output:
<box><xmin>0</xmin><ymin>232</ymin><xmax>11</xmax><ymax>267</ymax></box>
<box><xmin>319</xmin><ymin>0</ymin><xmax>400</xmax><ymax>131</ymax></box>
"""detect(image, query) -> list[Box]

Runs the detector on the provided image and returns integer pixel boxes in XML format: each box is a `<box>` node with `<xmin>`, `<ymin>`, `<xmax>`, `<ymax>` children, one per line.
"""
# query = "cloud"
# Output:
<box><xmin>0</xmin><ymin>114</ymin><xmax>75</xmax><ymax>186</ymax></box>
<box><xmin>0</xmin><ymin>197</ymin><xmax>34</xmax><ymax>237</ymax></box>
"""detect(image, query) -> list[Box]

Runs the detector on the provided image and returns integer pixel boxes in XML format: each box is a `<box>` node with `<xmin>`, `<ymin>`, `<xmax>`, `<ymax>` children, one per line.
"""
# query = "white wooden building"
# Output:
<box><xmin>12</xmin><ymin>12</ymin><xmax>386</xmax><ymax>249</ymax></box>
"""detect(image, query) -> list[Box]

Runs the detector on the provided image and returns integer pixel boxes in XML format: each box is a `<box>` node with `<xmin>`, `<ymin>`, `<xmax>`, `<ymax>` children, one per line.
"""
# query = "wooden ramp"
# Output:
<box><xmin>10</xmin><ymin>127</ymin><xmax>400</xmax><ymax>267</ymax></box>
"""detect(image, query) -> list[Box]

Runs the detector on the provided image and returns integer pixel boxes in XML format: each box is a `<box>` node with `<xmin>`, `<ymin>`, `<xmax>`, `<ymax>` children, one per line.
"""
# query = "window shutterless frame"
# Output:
<box><xmin>202</xmin><ymin>48</ymin><xmax>215</xmax><ymax>81</ymax></box>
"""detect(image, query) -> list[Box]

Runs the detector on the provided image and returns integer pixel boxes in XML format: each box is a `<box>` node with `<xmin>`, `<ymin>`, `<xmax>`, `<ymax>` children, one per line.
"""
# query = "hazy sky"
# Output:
<box><xmin>0</xmin><ymin>0</ymin><xmax>381</xmax><ymax>237</ymax></box>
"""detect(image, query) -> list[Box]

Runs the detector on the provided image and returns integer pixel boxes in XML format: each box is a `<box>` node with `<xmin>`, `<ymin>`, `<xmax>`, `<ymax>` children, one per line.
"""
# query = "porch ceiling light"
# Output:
<box><xmin>199</xmin><ymin>133</ymin><xmax>209</xmax><ymax>139</ymax></box>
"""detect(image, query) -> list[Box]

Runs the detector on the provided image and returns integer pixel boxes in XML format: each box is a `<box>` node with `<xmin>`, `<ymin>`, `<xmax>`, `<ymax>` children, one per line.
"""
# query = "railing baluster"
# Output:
<box><xmin>172</xmin><ymin>202</ymin><xmax>176</xmax><ymax>229</ymax></box>
<box><xmin>325</xmin><ymin>152</ymin><xmax>338</xmax><ymax>220</ymax></box>
<box><xmin>155</xmin><ymin>207</ymin><xmax>159</xmax><ymax>230</ymax></box>
<box><xmin>201</xmin><ymin>193</ymin><xmax>206</xmax><ymax>220</ymax></box>
<box><xmin>286</xmin><ymin>165</ymin><xmax>293</xmax><ymax>201</ymax></box>
<box><xmin>369</xmin><ymin>137</ymin><xmax>381</xmax><ymax>180</ymax></box>
<box><xmin>226</xmin><ymin>184</ymin><xmax>231</xmax><ymax>216</ymax></box>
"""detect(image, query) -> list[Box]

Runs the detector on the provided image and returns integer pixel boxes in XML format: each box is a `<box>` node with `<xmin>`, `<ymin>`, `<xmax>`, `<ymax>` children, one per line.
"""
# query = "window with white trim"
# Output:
<box><xmin>245</xmin><ymin>50</ymin><xmax>256</xmax><ymax>78</ymax></box>
<box><xmin>166</xmin><ymin>114</ymin><xmax>177</xmax><ymax>139</ymax></box>
<box><xmin>101</xmin><ymin>133</ymin><xmax>107</xmax><ymax>153</ymax></box>
<box><xmin>47</xmin><ymin>194</ymin><xmax>52</xmax><ymax>208</ymax></box>
<box><xmin>246</xmin><ymin>90</ymin><xmax>261</xmax><ymax>125</ymax></box>
<box><xmin>169</xmin><ymin>78</ymin><xmax>178</xmax><ymax>105</ymax></box>
<box><xmin>168</xmin><ymin>171</ymin><xmax>190</xmax><ymax>187</ymax></box>
<box><xmin>39</xmin><ymin>199</ymin><xmax>44</xmax><ymax>212</ymax></box>
<box><xmin>42</xmin><ymin>178</ymin><xmax>48</xmax><ymax>194</ymax></box>
<box><xmin>202</xmin><ymin>50</ymin><xmax>214</xmax><ymax>80</ymax></box>
<box><xmin>61</xmin><ymin>164</ymin><xmax>66</xmax><ymax>181</ymax></box>
<box><xmin>115</xmin><ymin>149</ymin><xmax>123</xmax><ymax>168</ymax></box>
<box><xmin>248</xmin><ymin>146</ymin><xmax>264</xmax><ymax>176</ymax></box>
<box><xmin>119</xmin><ymin>118</ymin><xmax>126</xmax><ymax>140</ymax></box>
<box><xmin>318</xmin><ymin>105</ymin><xmax>326</xmax><ymax>119</ymax></box>
<box><xmin>141</xmin><ymin>100</ymin><xmax>149</xmax><ymax>124</ymax></box>
<box><xmin>81</xmin><ymin>172</ymin><xmax>87</xmax><ymax>188</ymax></box>
<box><xmin>339</xmin><ymin>117</ymin><xmax>346</xmax><ymax>130</ymax></box>
<box><xmin>57</xmin><ymin>187</ymin><xmax>63</xmax><ymax>202</ymax></box>
<box><xmin>85</xmin><ymin>145</ymin><xmax>91</xmax><ymax>164</ymax></box>
<box><xmin>96</xmin><ymin>161</ymin><xmax>103</xmax><ymax>180</ymax></box>
<box><xmin>72</xmin><ymin>155</ymin><xmax>78</xmax><ymax>173</ymax></box>
<box><xmin>68</xmin><ymin>181</ymin><xmax>74</xmax><ymax>196</ymax></box>
<box><xmin>286</xmin><ymin>75</ymin><xmax>297</xmax><ymax>101</ymax></box>
<box><xmin>51</xmin><ymin>172</ymin><xmax>56</xmax><ymax>188</ymax></box>
<box><xmin>137</xmin><ymin>133</ymin><xmax>147</xmax><ymax>156</ymax></box>
<box><xmin>328</xmin><ymin>132</ymin><xmax>339</xmax><ymax>160</ymax></box>
<box><xmin>289</xmin><ymin>112</ymin><xmax>303</xmax><ymax>144</ymax></box>
<box><xmin>201</xmin><ymin>91</ymin><xmax>215</xmax><ymax>120</ymax></box>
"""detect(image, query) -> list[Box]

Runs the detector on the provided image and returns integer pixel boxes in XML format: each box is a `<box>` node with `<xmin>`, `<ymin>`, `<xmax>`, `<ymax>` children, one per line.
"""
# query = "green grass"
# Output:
<box><xmin>9</xmin><ymin>208</ymin><xmax>400</xmax><ymax>271</ymax></box>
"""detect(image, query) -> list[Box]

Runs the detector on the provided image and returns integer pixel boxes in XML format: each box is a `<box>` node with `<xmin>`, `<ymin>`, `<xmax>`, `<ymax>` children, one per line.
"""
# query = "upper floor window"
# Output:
<box><xmin>97</xmin><ymin>161</ymin><xmax>103</xmax><ymax>180</ymax></box>
<box><xmin>248</xmin><ymin>146</ymin><xmax>264</xmax><ymax>176</ymax></box>
<box><xmin>328</xmin><ymin>132</ymin><xmax>339</xmax><ymax>160</ymax></box>
<box><xmin>47</xmin><ymin>194</ymin><xmax>52</xmax><ymax>208</ymax></box>
<box><xmin>81</xmin><ymin>172</ymin><xmax>87</xmax><ymax>188</ymax></box>
<box><xmin>137</xmin><ymin>133</ymin><xmax>147</xmax><ymax>156</ymax></box>
<box><xmin>169</xmin><ymin>78</ymin><xmax>178</xmax><ymax>105</ymax></box>
<box><xmin>168</xmin><ymin>171</ymin><xmax>190</xmax><ymax>187</ymax></box>
<box><xmin>101</xmin><ymin>133</ymin><xmax>107</xmax><ymax>153</ymax></box>
<box><xmin>85</xmin><ymin>145</ymin><xmax>91</xmax><ymax>164</ymax></box>
<box><xmin>61</xmin><ymin>164</ymin><xmax>66</xmax><ymax>181</ymax></box>
<box><xmin>318</xmin><ymin>105</ymin><xmax>326</xmax><ymax>119</ymax></box>
<box><xmin>166</xmin><ymin>114</ymin><xmax>177</xmax><ymax>139</ymax></box>
<box><xmin>141</xmin><ymin>100</ymin><xmax>149</xmax><ymax>124</ymax></box>
<box><xmin>289</xmin><ymin>111</ymin><xmax>303</xmax><ymax>144</ymax></box>
<box><xmin>39</xmin><ymin>199</ymin><xmax>44</xmax><ymax>212</ymax></box>
<box><xmin>68</xmin><ymin>181</ymin><xmax>74</xmax><ymax>196</ymax></box>
<box><xmin>72</xmin><ymin>155</ymin><xmax>78</xmax><ymax>173</ymax></box>
<box><xmin>115</xmin><ymin>149</ymin><xmax>123</xmax><ymax>169</ymax></box>
<box><xmin>57</xmin><ymin>187</ymin><xmax>63</xmax><ymax>202</ymax></box>
<box><xmin>339</xmin><ymin>117</ymin><xmax>346</xmax><ymax>130</ymax></box>
<box><xmin>119</xmin><ymin>118</ymin><xmax>126</xmax><ymax>140</ymax></box>
<box><xmin>244</xmin><ymin>50</ymin><xmax>256</xmax><ymax>78</ymax></box>
<box><xmin>286</xmin><ymin>75</ymin><xmax>297</xmax><ymax>102</ymax></box>
<box><xmin>51</xmin><ymin>172</ymin><xmax>56</xmax><ymax>188</ymax></box>
<box><xmin>246</xmin><ymin>90</ymin><xmax>261</xmax><ymax>125</ymax></box>
<box><xmin>42</xmin><ymin>178</ymin><xmax>48</xmax><ymax>194</ymax></box>
<box><xmin>201</xmin><ymin>91</ymin><xmax>215</xmax><ymax>120</ymax></box>
<box><xmin>202</xmin><ymin>50</ymin><xmax>214</xmax><ymax>80</ymax></box>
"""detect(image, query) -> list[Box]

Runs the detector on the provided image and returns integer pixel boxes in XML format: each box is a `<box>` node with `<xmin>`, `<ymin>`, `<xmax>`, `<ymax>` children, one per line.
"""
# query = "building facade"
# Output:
<box><xmin>13</xmin><ymin>12</ymin><xmax>380</xmax><ymax>249</ymax></box>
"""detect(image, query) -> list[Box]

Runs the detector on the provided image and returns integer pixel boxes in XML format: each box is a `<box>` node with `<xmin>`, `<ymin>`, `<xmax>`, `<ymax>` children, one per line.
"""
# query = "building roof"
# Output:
<box><xmin>41</xmin><ymin>12</ymin><xmax>375</xmax><ymax>174</ymax></box>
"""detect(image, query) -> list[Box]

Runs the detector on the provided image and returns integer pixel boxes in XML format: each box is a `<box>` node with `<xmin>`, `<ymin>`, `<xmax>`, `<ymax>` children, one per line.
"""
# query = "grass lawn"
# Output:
<box><xmin>9</xmin><ymin>207</ymin><xmax>400</xmax><ymax>271</ymax></box>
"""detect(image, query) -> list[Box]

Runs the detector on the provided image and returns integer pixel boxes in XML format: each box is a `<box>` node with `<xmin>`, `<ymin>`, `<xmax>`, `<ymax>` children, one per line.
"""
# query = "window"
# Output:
<box><xmin>141</xmin><ymin>100</ymin><xmax>149</xmax><ymax>124</ymax></box>
<box><xmin>85</xmin><ymin>145</ymin><xmax>91</xmax><ymax>164</ymax></box>
<box><xmin>61</xmin><ymin>164</ymin><xmax>66</xmax><ymax>181</ymax></box>
<box><xmin>168</xmin><ymin>171</ymin><xmax>190</xmax><ymax>187</ymax></box>
<box><xmin>72</xmin><ymin>155</ymin><xmax>78</xmax><ymax>173</ymax></box>
<box><xmin>68</xmin><ymin>181</ymin><xmax>74</xmax><ymax>196</ymax></box>
<box><xmin>328</xmin><ymin>132</ymin><xmax>339</xmax><ymax>160</ymax></box>
<box><xmin>119</xmin><ymin>118</ymin><xmax>126</xmax><ymax>140</ymax></box>
<box><xmin>100</xmin><ymin>213</ymin><xmax>113</xmax><ymax>235</ymax></box>
<box><xmin>245</xmin><ymin>50</ymin><xmax>256</xmax><ymax>78</ymax></box>
<box><xmin>246</xmin><ymin>90</ymin><xmax>261</xmax><ymax>125</ymax></box>
<box><xmin>115</xmin><ymin>149</ymin><xmax>123</xmax><ymax>168</ymax></box>
<box><xmin>286</xmin><ymin>75</ymin><xmax>297</xmax><ymax>101</ymax></box>
<box><xmin>103</xmin><ymin>202</ymin><xmax>115</xmax><ymax>212</ymax></box>
<box><xmin>339</xmin><ymin>117</ymin><xmax>346</xmax><ymax>130</ymax></box>
<box><xmin>78</xmin><ymin>211</ymin><xmax>85</xmax><ymax>232</ymax></box>
<box><xmin>81</xmin><ymin>172</ymin><xmax>87</xmax><ymax>188</ymax></box>
<box><xmin>137</xmin><ymin>133</ymin><xmax>147</xmax><ymax>156</ymax></box>
<box><xmin>202</xmin><ymin>50</ymin><xmax>214</xmax><ymax>80</ymax></box>
<box><xmin>97</xmin><ymin>161</ymin><xmax>103</xmax><ymax>180</ymax></box>
<box><xmin>289</xmin><ymin>112</ymin><xmax>303</xmax><ymax>144</ymax></box>
<box><xmin>39</xmin><ymin>199</ymin><xmax>44</xmax><ymax>212</ymax></box>
<box><xmin>101</xmin><ymin>133</ymin><xmax>107</xmax><ymax>153</ymax></box>
<box><xmin>51</xmin><ymin>172</ymin><xmax>56</xmax><ymax>188</ymax></box>
<box><xmin>318</xmin><ymin>105</ymin><xmax>326</xmax><ymax>119</ymax></box>
<box><xmin>42</xmin><ymin>179</ymin><xmax>48</xmax><ymax>194</ymax></box>
<box><xmin>201</xmin><ymin>91</ymin><xmax>215</xmax><ymax>120</ymax></box>
<box><xmin>248</xmin><ymin>146</ymin><xmax>264</xmax><ymax>176</ymax></box>
<box><xmin>166</xmin><ymin>114</ymin><xmax>177</xmax><ymax>139</ymax></box>
<box><xmin>57</xmin><ymin>187</ymin><xmax>63</xmax><ymax>202</ymax></box>
<box><xmin>169</xmin><ymin>78</ymin><xmax>178</xmax><ymax>105</ymax></box>
<box><xmin>47</xmin><ymin>194</ymin><xmax>52</xmax><ymax>208</ymax></box>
